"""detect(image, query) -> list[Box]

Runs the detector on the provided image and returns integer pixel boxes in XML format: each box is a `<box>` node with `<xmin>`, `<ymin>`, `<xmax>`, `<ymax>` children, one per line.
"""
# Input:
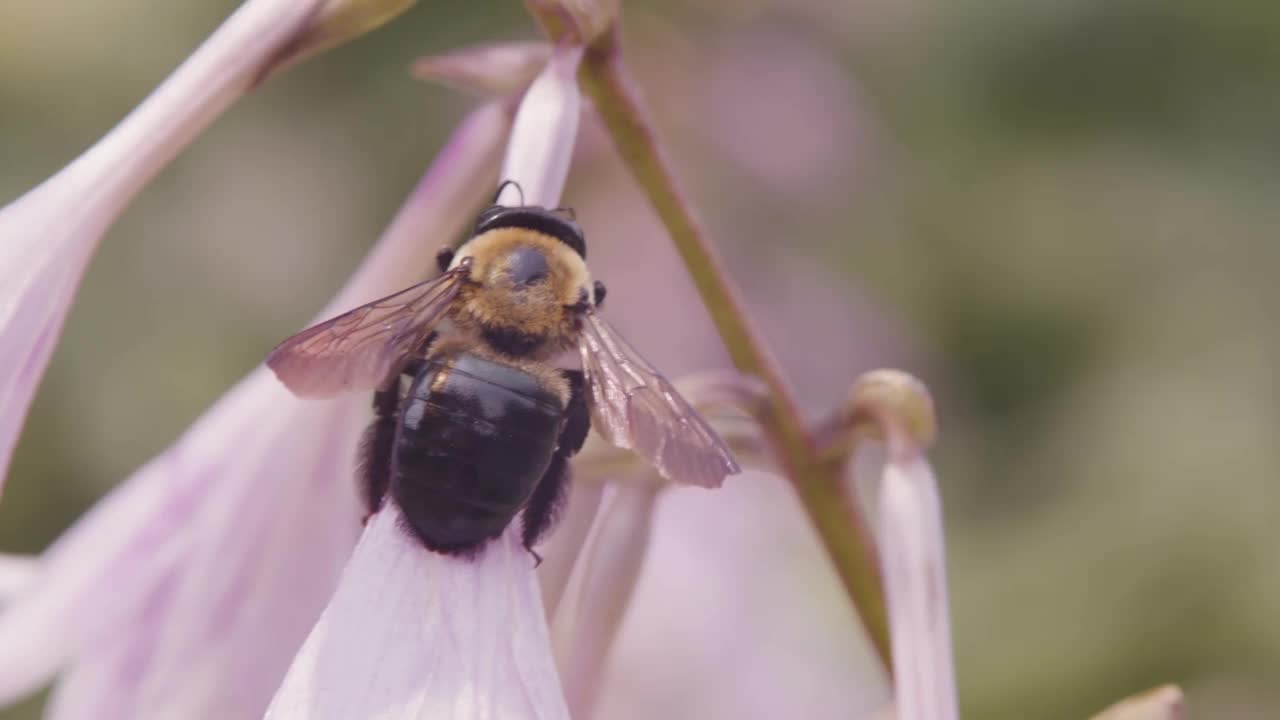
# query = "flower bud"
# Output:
<box><xmin>822</xmin><ymin>369</ymin><xmax>936</xmax><ymax>462</ymax></box>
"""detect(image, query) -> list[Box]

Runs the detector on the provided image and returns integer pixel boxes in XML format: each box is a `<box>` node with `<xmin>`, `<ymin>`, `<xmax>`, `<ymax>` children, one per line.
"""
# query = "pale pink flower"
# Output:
<box><xmin>878</xmin><ymin>455</ymin><xmax>958</xmax><ymax>720</ymax></box>
<box><xmin>841</xmin><ymin>370</ymin><xmax>957</xmax><ymax>720</ymax></box>
<box><xmin>555</xmin><ymin>482</ymin><xmax>661</xmax><ymax>718</ymax></box>
<box><xmin>589</xmin><ymin>469</ymin><xmax>889</xmax><ymax>720</ymax></box>
<box><xmin>0</xmin><ymin>0</ymin><xmax>412</xmax><ymax>492</ymax></box>
<box><xmin>264</xmin><ymin>44</ymin><xmax>587</xmax><ymax>719</ymax></box>
<box><xmin>495</xmin><ymin>45</ymin><xmax>585</xmax><ymax>207</ymax></box>
<box><xmin>551</xmin><ymin>377</ymin><xmax>793</xmax><ymax>720</ymax></box>
<box><xmin>0</xmin><ymin>100</ymin><xmax>512</xmax><ymax>719</ymax></box>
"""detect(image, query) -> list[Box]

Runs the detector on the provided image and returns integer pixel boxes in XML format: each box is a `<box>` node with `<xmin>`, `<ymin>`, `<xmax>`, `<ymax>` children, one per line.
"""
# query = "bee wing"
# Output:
<box><xmin>578</xmin><ymin>313</ymin><xmax>741</xmax><ymax>488</ymax></box>
<box><xmin>266</xmin><ymin>263</ymin><xmax>469</xmax><ymax>398</ymax></box>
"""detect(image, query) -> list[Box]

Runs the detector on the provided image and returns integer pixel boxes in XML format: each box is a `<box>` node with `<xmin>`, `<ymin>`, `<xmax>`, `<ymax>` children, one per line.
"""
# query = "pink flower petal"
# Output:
<box><xmin>496</xmin><ymin>44</ymin><xmax>584</xmax><ymax>206</ymax></box>
<box><xmin>556</xmin><ymin>484</ymin><xmax>660</xmax><ymax>718</ymax></box>
<box><xmin>537</xmin><ymin>481</ymin><xmax>605</xmax><ymax>617</ymax></box>
<box><xmin>266</xmin><ymin>40</ymin><xmax>588</xmax><ymax>717</ymax></box>
<box><xmin>509</xmin><ymin>38</ymin><xmax>598</xmax><ymax>618</ymax></box>
<box><xmin>266</xmin><ymin>506</ymin><xmax>570</xmax><ymax>720</ymax></box>
<box><xmin>879</xmin><ymin>457</ymin><xmax>958</xmax><ymax>720</ymax></box>
<box><xmin>0</xmin><ymin>0</ymin><xmax>323</xmax><ymax>490</ymax></box>
<box><xmin>0</xmin><ymin>102</ymin><xmax>511</xmax><ymax>717</ymax></box>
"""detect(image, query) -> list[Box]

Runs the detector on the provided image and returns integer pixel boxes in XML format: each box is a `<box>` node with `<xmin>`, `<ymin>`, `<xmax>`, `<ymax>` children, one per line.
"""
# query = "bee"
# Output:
<box><xmin>266</xmin><ymin>186</ymin><xmax>740</xmax><ymax>560</ymax></box>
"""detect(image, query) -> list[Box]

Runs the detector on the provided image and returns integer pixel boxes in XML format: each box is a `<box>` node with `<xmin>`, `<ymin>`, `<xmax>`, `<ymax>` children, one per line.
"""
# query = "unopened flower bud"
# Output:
<box><xmin>826</xmin><ymin>369</ymin><xmax>936</xmax><ymax>462</ymax></box>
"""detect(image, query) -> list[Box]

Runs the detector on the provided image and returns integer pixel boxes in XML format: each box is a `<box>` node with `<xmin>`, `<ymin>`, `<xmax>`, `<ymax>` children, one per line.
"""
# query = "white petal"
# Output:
<box><xmin>496</xmin><ymin>44</ymin><xmax>584</xmax><ymax>207</ymax></box>
<box><xmin>554</xmin><ymin>484</ymin><xmax>659</xmax><ymax>719</ymax></box>
<box><xmin>0</xmin><ymin>102</ymin><xmax>511</xmax><ymax>718</ymax></box>
<box><xmin>0</xmin><ymin>0</ymin><xmax>321</xmax><ymax>488</ymax></box>
<box><xmin>878</xmin><ymin>457</ymin><xmax>958</xmax><ymax>720</ymax></box>
<box><xmin>266</xmin><ymin>506</ymin><xmax>570</xmax><ymax>720</ymax></box>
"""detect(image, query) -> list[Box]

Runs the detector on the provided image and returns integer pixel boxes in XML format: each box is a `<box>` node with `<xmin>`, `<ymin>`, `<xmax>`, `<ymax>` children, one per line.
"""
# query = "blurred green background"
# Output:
<box><xmin>3</xmin><ymin>0</ymin><xmax>1279</xmax><ymax>718</ymax></box>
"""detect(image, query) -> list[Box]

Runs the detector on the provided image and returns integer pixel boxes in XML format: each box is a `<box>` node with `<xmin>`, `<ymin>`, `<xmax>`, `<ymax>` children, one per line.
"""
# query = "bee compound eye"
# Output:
<box><xmin>593</xmin><ymin>280</ymin><xmax>607</xmax><ymax>309</ymax></box>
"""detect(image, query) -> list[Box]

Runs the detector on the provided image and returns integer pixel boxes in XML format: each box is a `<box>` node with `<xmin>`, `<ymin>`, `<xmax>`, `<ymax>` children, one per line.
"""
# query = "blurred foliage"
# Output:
<box><xmin>3</xmin><ymin>0</ymin><xmax>1279</xmax><ymax>718</ymax></box>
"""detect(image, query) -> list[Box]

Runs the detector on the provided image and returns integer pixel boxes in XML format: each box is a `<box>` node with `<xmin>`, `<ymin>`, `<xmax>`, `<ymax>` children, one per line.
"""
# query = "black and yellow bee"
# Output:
<box><xmin>267</xmin><ymin>189</ymin><xmax>739</xmax><ymax>560</ymax></box>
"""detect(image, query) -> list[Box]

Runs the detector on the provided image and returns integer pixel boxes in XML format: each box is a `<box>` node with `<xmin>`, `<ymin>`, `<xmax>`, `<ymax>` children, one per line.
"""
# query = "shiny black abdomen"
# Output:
<box><xmin>390</xmin><ymin>351</ymin><xmax>564</xmax><ymax>555</ymax></box>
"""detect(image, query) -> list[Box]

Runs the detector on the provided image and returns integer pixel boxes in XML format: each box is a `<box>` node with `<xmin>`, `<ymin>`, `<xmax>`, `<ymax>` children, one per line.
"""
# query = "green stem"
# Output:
<box><xmin>576</xmin><ymin>27</ymin><xmax>892</xmax><ymax>672</ymax></box>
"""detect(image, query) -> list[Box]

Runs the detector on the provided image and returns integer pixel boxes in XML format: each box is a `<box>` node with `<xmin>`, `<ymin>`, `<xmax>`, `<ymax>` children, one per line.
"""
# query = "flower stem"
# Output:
<box><xmin>572</xmin><ymin>26</ymin><xmax>892</xmax><ymax>671</ymax></box>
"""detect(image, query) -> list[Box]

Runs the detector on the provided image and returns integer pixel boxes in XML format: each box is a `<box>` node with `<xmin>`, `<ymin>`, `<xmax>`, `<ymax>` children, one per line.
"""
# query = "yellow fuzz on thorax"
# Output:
<box><xmin>448</xmin><ymin>228</ymin><xmax>592</xmax><ymax>358</ymax></box>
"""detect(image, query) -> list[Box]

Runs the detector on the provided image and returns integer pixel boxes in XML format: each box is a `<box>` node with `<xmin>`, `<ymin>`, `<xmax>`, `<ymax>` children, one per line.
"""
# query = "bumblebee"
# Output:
<box><xmin>267</xmin><ymin>188</ymin><xmax>739</xmax><ymax>560</ymax></box>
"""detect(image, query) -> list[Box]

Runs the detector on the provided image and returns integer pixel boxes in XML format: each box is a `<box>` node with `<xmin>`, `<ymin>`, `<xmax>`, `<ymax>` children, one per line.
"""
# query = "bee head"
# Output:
<box><xmin>449</xmin><ymin>205</ymin><xmax>599</xmax><ymax>358</ymax></box>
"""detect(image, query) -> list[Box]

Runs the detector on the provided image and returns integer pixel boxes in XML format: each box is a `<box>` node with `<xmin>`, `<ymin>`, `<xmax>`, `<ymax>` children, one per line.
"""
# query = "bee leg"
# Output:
<box><xmin>360</xmin><ymin>333</ymin><xmax>440</xmax><ymax>525</ymax></box>
<box><xmin>557</xmin><ymin>369</ymin><xmax>591</xmax><ymax>456</ymax></box>
<box><xmin>521</xmin><ymin>454</ymin><xmax>569</xmax><ymax>561</ymax></box>
<box><xmin>357</xmin><ymin>344</ymin><xmax>436</xmax><ymax>524</ymax></box>
<box><xmin>358</xmin><ymin>379</ymin><xmax>400</xmax><ymax>521</ymax></box>
<box><xmin>521</xmin><ymin>370</ymin><xmax>591</xmax><ymax>558</ymax></box>
<box><xmin>400</xmin><ymin>357</ymin><xmax>425</xmax><ymax>378</ymax></box>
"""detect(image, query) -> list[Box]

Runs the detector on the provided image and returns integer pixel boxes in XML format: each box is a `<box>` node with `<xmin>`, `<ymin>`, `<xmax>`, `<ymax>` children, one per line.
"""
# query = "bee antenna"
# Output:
<box><xmin>494</xmin><ymin>179</ymin><xmax>525</xmax><ymax>206</ymax></box>
<box><xmin>552</xmin><ymin>206</ymin><xmax>576</xmax><ymax>221</ymax></box>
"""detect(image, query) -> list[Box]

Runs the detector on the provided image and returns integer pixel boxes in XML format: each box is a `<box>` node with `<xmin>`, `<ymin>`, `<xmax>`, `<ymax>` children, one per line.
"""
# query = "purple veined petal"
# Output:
<box><xmin>495</xmin><ymin>44</ymin><xmax>585</xmax><ymax>207</ymax></box>
<box><xmin>0</xmin><ymin>102</ymin><xmax>512</xmax><ymax>718</ymax></box>
<box><xmin>45</xmin><ymin>380</ymin><xmax>366</xmax><ymax>720</ymax></box>
<box><xmin>266</xmin><ymin>505</ymin><xmax>570</xmax><ymax>720</ymax></box>
<box><xmin>0</xmin><ymin>0</ymin><xmax>324</xmax><ymax>492</ymax></box>
<box><xmin>878</xmin><ymin>456</ymin><xmax>958</xmax><ymax>720</ymax></box>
